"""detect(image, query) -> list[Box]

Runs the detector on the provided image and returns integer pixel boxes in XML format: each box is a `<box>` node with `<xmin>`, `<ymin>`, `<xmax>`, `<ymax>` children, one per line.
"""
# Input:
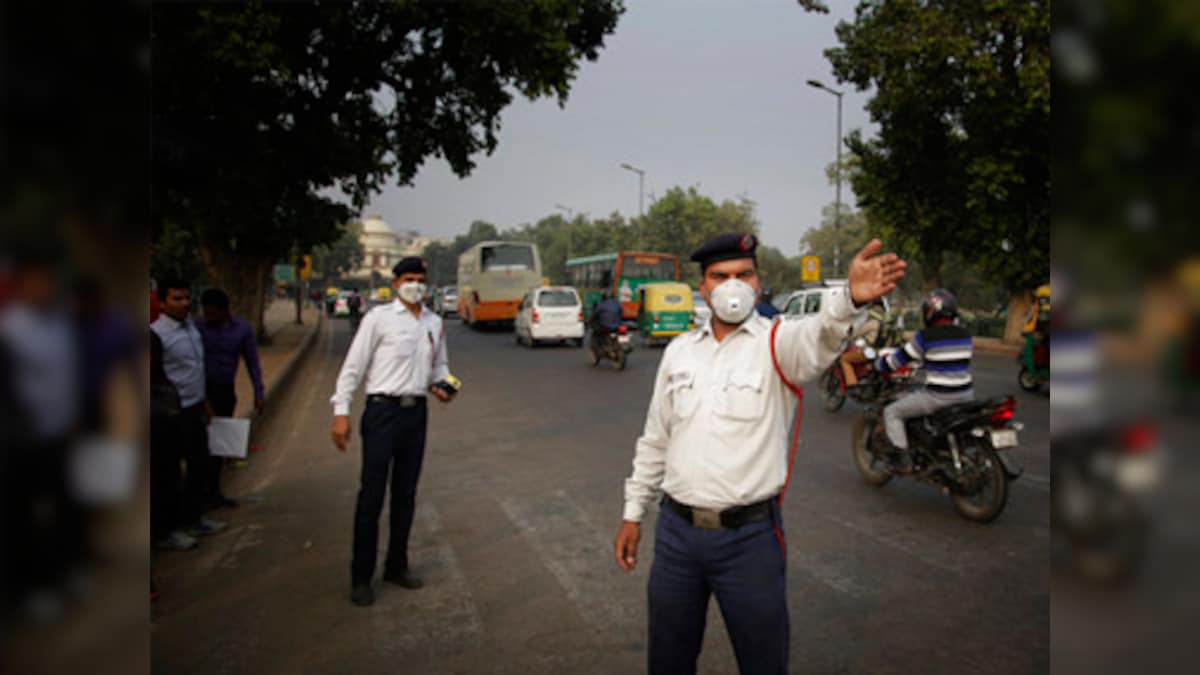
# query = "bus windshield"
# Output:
<box><xmin>621</xmin><ymin>257</ymin><xmax>676</xmax><ymax>281</ymax></box>
<box><xmin>482</xmin><ymin>244</ymin><xmax>534</xmax><ymax>271</ymax></box>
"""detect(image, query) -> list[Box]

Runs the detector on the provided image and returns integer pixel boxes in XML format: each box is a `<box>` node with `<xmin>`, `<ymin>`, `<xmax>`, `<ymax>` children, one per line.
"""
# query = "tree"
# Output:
<box><xmin>826</xmin><ymin>0</ymin><xmax>1049</xmax><ymax>341</ymax></box>
<box><xmin>153</xmin><ymin>0</ymin><xmax>624</xmax><ymax>335</ymax></box>
<box><xmin>311</xmin><ymin>221</ymin><xmax>364</xmax><ymax>283</ymax></box>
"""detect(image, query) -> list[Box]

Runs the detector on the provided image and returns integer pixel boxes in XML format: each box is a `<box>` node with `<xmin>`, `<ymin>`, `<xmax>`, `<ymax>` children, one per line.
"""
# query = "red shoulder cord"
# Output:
<box><xmin>768</xmin><ymin>319</ymin><xmax>805</xmax><ymax>555</ymax></box>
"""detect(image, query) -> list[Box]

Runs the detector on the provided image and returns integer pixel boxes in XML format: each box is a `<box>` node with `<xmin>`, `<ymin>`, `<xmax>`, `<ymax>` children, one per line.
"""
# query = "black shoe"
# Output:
<box><xmin>351</xmin><ymin>584</ymin><xmax>374</xmax><ymax>606</ymax></box>
<box><xmin>383</xmin><ymin>570</ymin><xmax>423</xmax><ymax>590</ymax></box>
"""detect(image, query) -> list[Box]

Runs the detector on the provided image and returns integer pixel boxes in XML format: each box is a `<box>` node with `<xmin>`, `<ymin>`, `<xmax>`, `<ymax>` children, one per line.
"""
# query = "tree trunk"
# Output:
<box><xmin>1003</xmin><ymin>288</ymin><xmax>1032</xmax><ymax>345</ymax></box>
<box><xmin>198</xmin><ymin>240</ymin><xmax>276</xmax><ymax>346</ymax></box>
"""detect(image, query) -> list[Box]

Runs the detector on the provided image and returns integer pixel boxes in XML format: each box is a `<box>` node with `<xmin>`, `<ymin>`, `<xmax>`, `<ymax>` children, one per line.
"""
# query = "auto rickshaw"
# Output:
<box><xmin>1018</xmin><ymin>284</ymin><xmax>1050</xmax><ymax>391</ymax></box>
<box><xmin>636</xmin><ymin>282</ymin><xmax>694</xmax><ymax>347</ymax></box>
<box><xmin>376</xmin><ymin>286</ymin><xmax>392</xmax><ymax>303</ymax></box>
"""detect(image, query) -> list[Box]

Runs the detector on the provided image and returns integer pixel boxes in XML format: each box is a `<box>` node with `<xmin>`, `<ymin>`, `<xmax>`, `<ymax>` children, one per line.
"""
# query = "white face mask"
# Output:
<box><xmin>709</xmin><ymin>279</ymin><xmax>757</xmax><ymax>324</ymax></box>
<box><xmin>398</xmin><ymin>281</ymin><xmax>426</xmax><ymax>305</ymax></box>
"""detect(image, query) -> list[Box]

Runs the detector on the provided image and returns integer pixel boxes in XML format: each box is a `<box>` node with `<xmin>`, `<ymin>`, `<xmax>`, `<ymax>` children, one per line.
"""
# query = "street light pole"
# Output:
<box><xmin>554</xmin><ymin>203</ymin><xmax>574</xmax><ymax>260</ymax></box>
<box><xmin>620</xmin><ymin>162</ymin><xmax>646</xmax><ymax>250</ymax></box>
<box><xmin>807</xmin><ymin>79</ymin><xmax>845</xmax><ymax>277</ymax></box>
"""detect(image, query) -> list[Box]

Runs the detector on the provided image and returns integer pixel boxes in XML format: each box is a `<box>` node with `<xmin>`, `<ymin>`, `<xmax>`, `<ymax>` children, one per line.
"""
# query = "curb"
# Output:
<box><xmin>972</xmin><ymin>337</ymin><xmax>1021</xmax><ymax>357</ymax></box>
<box><xmin>241</xmin><ymin>311</ymin><xmax>324</xmax><ymax>432</ymax></box>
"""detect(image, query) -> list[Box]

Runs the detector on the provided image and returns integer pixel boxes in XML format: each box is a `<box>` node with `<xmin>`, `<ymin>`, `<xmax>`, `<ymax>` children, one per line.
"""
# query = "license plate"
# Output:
<box><xmin>1115</xmin><ymin>454</ymin><xmax>1162</xmax><ymax>492</ymax></box>
<box><xmin>990</xmin><ymin>429</ymin><xmax>1018</xmax><ymax>448</ymax></box>
<box><xmin>617</xmin><ymin>335</ymin><xmax>630</xmax><ymax>344</ymax></box>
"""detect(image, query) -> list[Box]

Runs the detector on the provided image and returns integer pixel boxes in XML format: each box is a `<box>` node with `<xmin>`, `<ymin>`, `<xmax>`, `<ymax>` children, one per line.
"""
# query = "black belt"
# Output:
<box><xmin>663</xmin><ymin>494</ymin><xmax>774</xmax><ymax>530</ymax></box>
<box><xmin>367</xmin><ymin>393</ymin><xmax>427</xmax><ymax>408</ymax></box>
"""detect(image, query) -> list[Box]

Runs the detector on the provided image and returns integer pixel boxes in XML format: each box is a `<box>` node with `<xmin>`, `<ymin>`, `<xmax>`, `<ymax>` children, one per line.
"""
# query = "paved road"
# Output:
<box><xmin>151</xmin><ymin>316</ymin><xmax>1049</xmax><ymax>674</ymax></box>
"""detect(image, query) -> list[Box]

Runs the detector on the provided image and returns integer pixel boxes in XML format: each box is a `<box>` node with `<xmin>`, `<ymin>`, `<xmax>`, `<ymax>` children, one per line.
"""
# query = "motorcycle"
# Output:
<box><xmin>1018</xmin><ymin>330</ymin><xmax>1050</xmax><ymax>392</ymax></box>
<box><xmin>851</xmin><ymin>350</ymin><xmax>1023</xmax><ymax>522</ymax></box>
<box><xmin>588</xmin><ymin>324</ymin><xmax>632</xmax><ymax>370</ymax></box>
<box><xmin>1052</xmin><ymin>420</ymin><xmax>1162</xmax><ymax>585</ymax></box>
<box><xmin>821</xmin><ymin>337</ymin><xmax>915</xmax><ymax>412</ymax></box>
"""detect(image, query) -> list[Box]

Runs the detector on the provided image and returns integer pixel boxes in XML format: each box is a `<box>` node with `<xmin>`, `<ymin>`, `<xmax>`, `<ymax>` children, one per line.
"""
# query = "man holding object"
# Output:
<box><xmin>330</xmin><ymin>257</ymin><xmax>456</xmax><ymax>607</ymax></box>
<box><xmin>614</xmin><ymin>234</ymin><xmax>906</xmax><ymax>674</ymax></box>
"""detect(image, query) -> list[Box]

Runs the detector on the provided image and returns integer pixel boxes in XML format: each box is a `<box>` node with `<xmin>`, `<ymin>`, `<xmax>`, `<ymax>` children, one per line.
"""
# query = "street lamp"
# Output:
<box><xmin>554</xmin><ymin>203</ymin><xmax>574</xmax><ymax>260</ymax></box>
<box><xmin>807</xmin><ymin>78</ymin><xmax>845</xmax><ymax>277</ymax></box>
<box><xmin>620</xmin><ymin>162</ymin><xmax>646</xmax><ymax>250</ymax></box>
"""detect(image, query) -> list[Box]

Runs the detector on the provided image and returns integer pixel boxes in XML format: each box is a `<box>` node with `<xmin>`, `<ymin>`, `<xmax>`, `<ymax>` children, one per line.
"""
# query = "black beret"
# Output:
<box><xmin>689</xmin><ymin>233</ymin><xmax>758</xmax><ymax>268</ymax></box>
<box><xmin>392</xmin><ymin>257</ymin><xmax>428</xmax><ymax>277</ymax></box>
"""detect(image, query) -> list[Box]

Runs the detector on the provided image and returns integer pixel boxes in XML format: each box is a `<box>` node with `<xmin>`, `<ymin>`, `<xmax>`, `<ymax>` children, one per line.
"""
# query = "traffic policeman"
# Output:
<box><xmin>331</xmin><ymin>257</ymin><xmax>457</xmax><ymax>607</ymax></box>
<box><xmin>613</xmin><ymin>233</ymin><xmax>906</xmax><ymax>674</ymax></box>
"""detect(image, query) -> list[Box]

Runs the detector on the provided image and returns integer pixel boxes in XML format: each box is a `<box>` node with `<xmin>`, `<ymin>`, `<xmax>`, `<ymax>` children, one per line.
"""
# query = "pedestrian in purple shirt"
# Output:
<box><xmin>197</xmin><ymin>288</ymin><xmax>265</xmax><ymax>510</ymax></box>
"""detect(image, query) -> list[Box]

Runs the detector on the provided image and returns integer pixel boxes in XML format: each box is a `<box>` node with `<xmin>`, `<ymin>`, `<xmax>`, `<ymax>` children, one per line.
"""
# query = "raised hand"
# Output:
<box><xmin>847</xmin><ymin>239</ymin><xmax>907</xmax><ymax>306</ymax></box>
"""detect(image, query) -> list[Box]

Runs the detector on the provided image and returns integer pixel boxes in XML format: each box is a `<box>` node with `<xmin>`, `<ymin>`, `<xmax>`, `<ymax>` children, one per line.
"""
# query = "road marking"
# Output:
<box><xmin>371</xmin><ymin>502</ymin><xmax>485</xmax><ymax>659</ymax></box>
<box><xmin>499</xmin><ymin>490</ymin><xmax>643</xmax><ymax>635</ymax></box>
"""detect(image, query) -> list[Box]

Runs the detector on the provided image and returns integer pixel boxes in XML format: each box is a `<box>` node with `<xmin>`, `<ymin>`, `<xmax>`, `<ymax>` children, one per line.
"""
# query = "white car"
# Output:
<box><xmin>333</xmin><ymin>292</ymin><xmax>352</xmax><ymax>317</ymax></box>
<box><xmin>692</xmin><ymin>291</ymin><xmax>711</xmax><ymax>328</ymax></box>
<box><xmin>440</xmin><ymin>287</ymin><xmax>458</xmax><ymax>317</ymax></box>
<box><xmin>779</xmin><ymin>280</ymin><xmax>889</xmax><ymax>328</ymax></box>
<box><xmin>514</xmin><ymin>286</ymin><xmax>585</xmax><ymax>347</ymax></box>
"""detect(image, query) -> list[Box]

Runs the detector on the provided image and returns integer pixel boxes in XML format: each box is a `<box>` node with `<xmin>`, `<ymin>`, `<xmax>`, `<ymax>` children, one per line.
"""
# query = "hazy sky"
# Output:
<box><xmin>360</xmin><ymin>0</ymin><xmax>875</xmax><ymax>254</ymax></box>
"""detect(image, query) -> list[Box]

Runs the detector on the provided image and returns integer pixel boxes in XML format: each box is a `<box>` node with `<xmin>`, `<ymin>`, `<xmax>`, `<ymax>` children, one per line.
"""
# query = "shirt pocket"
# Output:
<box><xmin>714</xmin><ymin>369</ymin><xmax>766</xmax><ymax>422</ymax></box>
<box><xmin>379</xmin><ymin>327</ymin><xmax>417</xmax><ymax>357</ymax></box>
<box><xmin>666</xmin><ymin>371</ymin><xmax>700</xmax><ymax>421</ymax></box>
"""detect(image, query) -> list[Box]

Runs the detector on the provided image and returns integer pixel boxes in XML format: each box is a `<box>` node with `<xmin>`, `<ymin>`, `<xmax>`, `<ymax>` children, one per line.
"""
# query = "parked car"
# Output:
<box><xmin>514</xmin><ymin>286</ymin><xmax>584</xmax><ymax>347</ymax></box>
<box><xmin>692</xmin><ymin>291</ymin><xmax>712</xmax><ymax>328</ymax></box>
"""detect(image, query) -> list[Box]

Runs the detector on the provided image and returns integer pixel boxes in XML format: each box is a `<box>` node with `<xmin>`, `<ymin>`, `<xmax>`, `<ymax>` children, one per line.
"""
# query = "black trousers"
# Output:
<box><xmin>150</xmin><ymin>404</ymin><xmax>209</xmax><ymax>534</ymax></box>
<box><xmin>351</xmin><ymin>398</ymin><xmax>427</xmax><ymax>585</ymax></box>
<box><xmin>205</xmin><ymin>382</ymin><xmax>238</xmax><ymax>500</ymax></box>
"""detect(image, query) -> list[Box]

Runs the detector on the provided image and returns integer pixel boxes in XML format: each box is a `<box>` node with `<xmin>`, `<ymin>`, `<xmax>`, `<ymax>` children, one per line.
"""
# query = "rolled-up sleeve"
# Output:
<box><xmin>330</xmin><ymin>312</ymin><xmax>376</xmax><ymax>416</ymax></box>
<box><xmin>773</xmin><ymin>286</ymin><xmax>861</xmax><ymax>385</ymax></box>
<box><xmin>623</xmin><ymin>350</ymin><xmax>673</xmax><ymax>523</ymax></box>
<box><xmin>431</xmin><ymin>320</ymin><xmax>450</xmax><ymax>384</ymax></box>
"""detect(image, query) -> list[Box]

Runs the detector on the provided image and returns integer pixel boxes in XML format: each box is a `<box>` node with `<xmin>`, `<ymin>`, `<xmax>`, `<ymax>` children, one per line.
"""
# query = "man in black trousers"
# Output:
<box><xmin>329</xmin><ymin>257</ymin><xmax>455</xmax><ymax>607</ymax></box>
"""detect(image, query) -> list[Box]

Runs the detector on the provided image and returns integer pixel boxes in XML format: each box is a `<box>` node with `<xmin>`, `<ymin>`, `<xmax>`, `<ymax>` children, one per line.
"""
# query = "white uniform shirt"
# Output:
<box><xmin>330</xmin><ymin>301</ymin><xmax>449</xmax><ymax>416</ymax></box>
<box><xmin>623</xmin><ymin>286</ymin><xmax>861</xmax><ymax>522</ymax></box>
<box><xmin>150</xmin><ymin>313</ymin><xmax>206</xmax><ymax>408</ymax></box>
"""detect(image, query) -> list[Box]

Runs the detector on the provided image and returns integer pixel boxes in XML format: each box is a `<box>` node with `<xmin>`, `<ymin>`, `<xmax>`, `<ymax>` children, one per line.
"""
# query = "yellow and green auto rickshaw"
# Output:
<box><xmin>637</xmin><ymin>282</ymin><xmax>694</xmax><ymax>347</ymax></box>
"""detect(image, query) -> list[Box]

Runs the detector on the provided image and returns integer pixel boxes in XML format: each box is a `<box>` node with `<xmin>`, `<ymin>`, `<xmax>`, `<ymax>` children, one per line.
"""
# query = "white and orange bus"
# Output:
<box><xmin>457</xmin><ymin>241</ymin><xmax>542</xmax><ymax>326</ymax></box>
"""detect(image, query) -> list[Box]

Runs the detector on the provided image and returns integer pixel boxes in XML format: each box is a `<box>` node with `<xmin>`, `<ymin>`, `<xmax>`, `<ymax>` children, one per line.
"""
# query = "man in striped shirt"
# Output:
<box><xmin>876</xmin><ymin>288</ymin><xmax>974</xmax><ymax>452</ymax></box>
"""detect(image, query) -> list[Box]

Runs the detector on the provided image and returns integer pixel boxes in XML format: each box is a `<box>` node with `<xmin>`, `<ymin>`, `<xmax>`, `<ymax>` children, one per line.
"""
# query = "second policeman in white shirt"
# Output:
<box><xmin>614</xmin><ymin>233</ymin><xmax>907</xmax><ymax>674</ymax></box>
<box><xmin>330</xmin><ymin>257</ymin><xmax>456</xmax><ymax>607</ymax></box>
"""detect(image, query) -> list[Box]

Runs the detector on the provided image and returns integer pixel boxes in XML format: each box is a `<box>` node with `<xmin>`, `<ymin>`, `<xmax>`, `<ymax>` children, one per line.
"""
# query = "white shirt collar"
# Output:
<box><xmin>693</xmin><ymin>313</ymin><xmax>766</xmax><ymax>343</ymax></box>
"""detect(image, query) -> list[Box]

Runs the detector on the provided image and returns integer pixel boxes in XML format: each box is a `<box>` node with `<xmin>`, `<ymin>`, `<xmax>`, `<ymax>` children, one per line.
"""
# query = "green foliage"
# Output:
<box><xmin>826</xmin><ymin>0</ymin><xmax>1049</xmax><ymax>292</ymax></box>
<box><xmin>311</xmin><ymin>221</ymin><xmax>364</xmax><ymax>282</ymax></box>
<box><xmin>153</xmin><ymin>0</ymin><xmax>624</xmax><ymax>320</ymax></box>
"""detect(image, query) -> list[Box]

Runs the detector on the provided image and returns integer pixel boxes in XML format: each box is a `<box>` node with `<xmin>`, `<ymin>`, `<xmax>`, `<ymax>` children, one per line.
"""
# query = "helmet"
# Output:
<box><xmin>921</xmin><ymin>288</ymin><xmax>958</xmax><ymax>326</ymax></box>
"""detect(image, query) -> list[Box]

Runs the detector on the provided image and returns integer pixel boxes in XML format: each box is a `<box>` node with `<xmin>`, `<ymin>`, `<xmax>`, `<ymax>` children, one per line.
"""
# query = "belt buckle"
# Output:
<box><xmin>692</xmin><ymin>508</ymin><xmax>721</xmax><ymax>530</ymax></box>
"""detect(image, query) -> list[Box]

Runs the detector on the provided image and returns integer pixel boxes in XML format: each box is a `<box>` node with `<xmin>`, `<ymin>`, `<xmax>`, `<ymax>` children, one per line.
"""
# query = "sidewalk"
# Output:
<box><xmin>232</xmin><ymin>300</ymin><xmax>322</xmax><ymax>418</ymax></box>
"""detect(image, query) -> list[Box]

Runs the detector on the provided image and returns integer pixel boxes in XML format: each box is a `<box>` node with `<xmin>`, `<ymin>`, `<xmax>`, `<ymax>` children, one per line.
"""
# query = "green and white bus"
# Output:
<box><xmin>566</xmin><ymin>251</ymin><xmax>681</xmax><ymax>320</ymax></box>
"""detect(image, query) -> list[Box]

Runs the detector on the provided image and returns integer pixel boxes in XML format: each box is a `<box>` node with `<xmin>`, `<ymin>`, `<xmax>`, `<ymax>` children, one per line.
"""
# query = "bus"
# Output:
<box><xmin>457</xmin><ymin>241</ymin><xmax>542</xmax><ymax>326</ymax></box>
<box><xmin>566</xmin><ymin>251</ymin><xmax>681</xmax><ymax>320</ymax></box>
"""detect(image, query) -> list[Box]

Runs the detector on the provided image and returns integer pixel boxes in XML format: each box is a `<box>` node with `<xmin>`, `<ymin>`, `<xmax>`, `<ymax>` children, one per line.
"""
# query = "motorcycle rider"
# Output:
<box><xmin>589</xmin><ymin>289</ymin><xmax>623</xmax><ymax>351</ymax></box>
<box><xmin>875</xmin><ymin>289</ymin><xmax>974</xmax><ymax>458</ymax></box>
<box><xmin>839</xmin><ymin>298</ymin><xmax>889</xmax><ymax>388</ymax></box>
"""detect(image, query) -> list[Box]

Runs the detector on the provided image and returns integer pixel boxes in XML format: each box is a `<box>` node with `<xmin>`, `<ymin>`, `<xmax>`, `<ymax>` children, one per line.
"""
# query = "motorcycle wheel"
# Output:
<box><xmin>616</xmin><ymin>349</ymin><xmax>627</xmax><ymax>371</ymax></box>
<box><xmin>587</xmin><ymin>344</ymin><xmax>600</xmax><ymax>367</ymax></box>
<box><xmin>822</xmin><ymin>366</ymin><xmax>847</xmax><ymax>412</ymax></box>
<box><xmin>1070</xmin><ymin>494</ymin><xmax>1147</xmax><ymax>586</ymax></box>
<box><xmin>1018</xmin><ymin>367</ymin><xmax>1040</xmax><ymax>392</ymax></box>
<box><xmin>851</xmin><ymin>416</ymin><xmax>892</xmax><ymax>486</ymax></box>
<box><xmin>951</xmin><ymin>443</ymin><xmax>1009</xmax><ymax>523</ymax></box>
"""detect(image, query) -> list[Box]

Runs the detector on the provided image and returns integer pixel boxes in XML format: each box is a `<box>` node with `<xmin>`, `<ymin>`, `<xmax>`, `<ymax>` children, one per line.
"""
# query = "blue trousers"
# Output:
<box><xmin>351</xmin><ymin>398</ymin><xmax>427</xmax><ymax>585</ymax></box>
<box><xmin>648</xmin><ymin>500</ymin><xmax>789</xmax><ymax>675</ymax></box>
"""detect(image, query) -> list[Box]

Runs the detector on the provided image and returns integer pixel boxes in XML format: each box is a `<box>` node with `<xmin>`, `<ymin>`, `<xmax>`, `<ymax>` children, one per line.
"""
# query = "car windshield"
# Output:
<box><xmin>481</xmin><ymin>245</ymin><xmax>534</xmax><ymax>271</ymax></box>
<box><xmin>537</xmin><ymin>290</ymin><xmax>578</xmax><ymax>307</ymax></box>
